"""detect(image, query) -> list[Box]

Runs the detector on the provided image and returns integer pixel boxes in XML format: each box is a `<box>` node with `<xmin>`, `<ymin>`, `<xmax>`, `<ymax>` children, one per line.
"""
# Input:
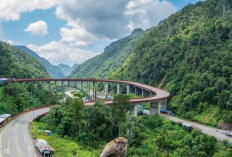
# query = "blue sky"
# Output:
<box><xmin>0</xmin><ymin>0</ymin><xmax>203</xmax><ymax>66</ymax></box>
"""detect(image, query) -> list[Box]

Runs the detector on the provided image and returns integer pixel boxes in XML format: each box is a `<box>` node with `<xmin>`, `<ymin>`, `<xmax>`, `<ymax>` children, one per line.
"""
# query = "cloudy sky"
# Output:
<box><xmin>0</xmin><ymin>0</ymin><xmax>202</xmax><ymax>66</ymax></box>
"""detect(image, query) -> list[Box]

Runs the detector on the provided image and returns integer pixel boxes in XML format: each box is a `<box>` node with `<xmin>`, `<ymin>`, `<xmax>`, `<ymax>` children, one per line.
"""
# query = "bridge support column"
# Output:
<box><xmin>105</xmin><ymin>82</ymin><xmax>109</xmax><ymax>99</ymax></box>
<box><xmin>34</xmin><ymin>81</ymin><xmax>37</xmax><ymax>88</ymax></box>
<box><xmin>150</xmin><ymin>102</ymin><xmax>160</xmax><ymax>115</ymax></box>
<box><xmin>81</xmin><ymin>82</ymin><xmax>83</xmax><ymax>89</ymax></box>
<box><xmin>135</xmin><ymin>87</ymin><xmax>138</xmax><ymax>95</ymax></box>
<box><xmin>130</xmin><ymin>104</ymin><xmax>137</xmax><ymax>117</ymax></box>
<box><xmin>55</xmin><ymin>81</ymin><xmax>57</xmax><ymax>87</ymax></box>
<box><xmin>127</xmin><ymin>84</ymin><xmax>130</xmax><ymax>94</ymax></box>
<box><xmin>117</xmin><ymin>83</ymin><xmax>121</xmax><ymax>95</ymax></box>
<box><xmin>61</xmin><ymin>81</ymin><xmax>64</xmax><ymax>87</ymax></box>
<box><xmin>92</xmin><ymin>81</ymin><xmax>97</xmax><ymax>101</ymax></box>
<box><xmin>41</xmin><ymin>81</ymin><xmax>43</xmax><ymax>90</ymax></box>
<box><xmin>160</xmin><ymin>99</ymin><xmax>167</xmax><ymax>111</ymax></box>
<box><xmin>142</xmin><ymin>89</ymin><xmax>145</xmax><ymax>97</ymax></box>
<box><xmin>87</xmin><ymin>81</ymin><xmax>90</xmax><ymax>95</ymax></box>
<box><xmin>68</xmin><ymin>81</ymin><xmax>70</xmax><ymax>86</ymax></box>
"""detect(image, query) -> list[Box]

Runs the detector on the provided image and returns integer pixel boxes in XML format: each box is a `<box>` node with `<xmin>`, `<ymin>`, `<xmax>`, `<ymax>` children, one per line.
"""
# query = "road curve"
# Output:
<box><xmin>13</xmin><ymin>78</ymin><xmax>170</xmax><ymax>105</ymax></box>
<box><xmin>0</xmin><ymin>107</ymin><xmax>50</xmax><ymax>157</ymax></box>
<box><xmin>162</xmin><ymin>114</ymin><xmax>232</xmax><ymax>142</ymax></box>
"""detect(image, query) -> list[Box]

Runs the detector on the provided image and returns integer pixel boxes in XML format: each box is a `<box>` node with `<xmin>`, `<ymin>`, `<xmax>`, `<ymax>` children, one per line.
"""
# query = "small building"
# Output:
<box><xmin>35</xmin><ymin>139</ymin><xmax>54</xmax><ymax>156</ymax></box>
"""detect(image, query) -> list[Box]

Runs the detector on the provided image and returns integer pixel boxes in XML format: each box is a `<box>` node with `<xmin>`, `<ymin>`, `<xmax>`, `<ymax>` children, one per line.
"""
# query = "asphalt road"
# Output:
<box><xmin>162</xmin><ymin>114</ymin><xmax>232</xmax><ymax>142</ymax></box>
<box><xmin>0</xmin><ymin>108</ymin><xmax>49</xmax><ymax>157</ymax></box>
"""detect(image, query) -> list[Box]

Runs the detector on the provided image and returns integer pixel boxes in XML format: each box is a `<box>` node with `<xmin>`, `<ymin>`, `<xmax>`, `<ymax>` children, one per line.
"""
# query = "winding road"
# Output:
<box><xmin>0</xmin><ymin>107</ymin><xmax>49</xmax><ymax>157</ymax></box>
<box><xmin>162</xmin><ymin>114</ymin><xmax>232</xmax><ymax>142</ymax></box>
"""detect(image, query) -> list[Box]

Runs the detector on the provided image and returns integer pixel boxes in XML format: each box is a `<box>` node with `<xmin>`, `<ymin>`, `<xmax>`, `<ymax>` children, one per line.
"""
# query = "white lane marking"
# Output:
<box><xmin>0</xmin><ymin>131</ymin><xmax>3</xmax><ymax>157</ymax></box>
<box><xmin>23</xmin><ymin>130</ymin><xmax>27</xmax><ymax>142</ymax></box>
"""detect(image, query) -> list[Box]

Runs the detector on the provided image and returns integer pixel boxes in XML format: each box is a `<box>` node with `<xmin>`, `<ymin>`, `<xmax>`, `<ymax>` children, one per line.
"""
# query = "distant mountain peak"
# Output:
<box><xmin>131</xmin><ymin>28</ymin><xmax>143</xmax><ymax>37</ymax></box>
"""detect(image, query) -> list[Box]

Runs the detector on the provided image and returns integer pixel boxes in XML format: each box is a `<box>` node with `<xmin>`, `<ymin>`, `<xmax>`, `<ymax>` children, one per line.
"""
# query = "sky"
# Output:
<box><xmin>0</xmin><ymin>0</ymin><xmax>203</xmax><ymax>66</ymax></box>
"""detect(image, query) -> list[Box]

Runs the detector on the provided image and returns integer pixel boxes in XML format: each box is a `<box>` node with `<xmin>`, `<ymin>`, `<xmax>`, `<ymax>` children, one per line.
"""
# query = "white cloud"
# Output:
<box><xmin>25</xmin><ymin>20</ymin><xmax>48</xmax><ymax>37</ymax></box>
<box><xmin>27</xmin><ymin>41</ymin><xmax>97</xmax><ymax>66</ymax></box>
<box><xmin>124</xmin><ymin>0</ymin><xmax>176</xmax><ymax>30</ymax></box>
<box><xmin>6</xmin><ymin>40</ymin><xmax>14</xmax><ymax>45</ymax></box>
<box><xmin>0</xmin><ymin>0</ymin><xmax>57</xmax><ymax>21</ymax></box>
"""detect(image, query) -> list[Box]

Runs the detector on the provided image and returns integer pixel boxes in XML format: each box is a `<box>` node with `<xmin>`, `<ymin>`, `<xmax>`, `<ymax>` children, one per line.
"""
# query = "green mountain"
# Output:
<box><xmin>0</xmin><ymin>42</ymin><xmax>49</xmax><ymax>78</ymax></box>
<box><xmin>108</xmin><ymin>0</ymin><xmax>232</xmax><ymax>125</ymax></box>
<box><xmin>57</xmin><ymin>63</ymin><xmax>77</xmax><ymax>76</ymax></box>
<box><xmin>16</xmin><ymin>46</ymin><xmax>65</xmax><ymax>78</ymax></box>
<box><xmin>69</xmin><ymin>28</ymin><xmax>147</xmax><ymax>78</ymax></box>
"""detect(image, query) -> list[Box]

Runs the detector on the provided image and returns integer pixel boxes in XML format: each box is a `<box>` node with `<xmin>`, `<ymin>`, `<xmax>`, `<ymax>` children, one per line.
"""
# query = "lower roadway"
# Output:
<box><xmin>162</xmin><ymin>114</ymin><xmax>232</xmax><ymax>142</ymax></box>
<box><xmin>0</xmin><ymin>107</ymin><xmax>50</xmax><ymax>157</ymax></box>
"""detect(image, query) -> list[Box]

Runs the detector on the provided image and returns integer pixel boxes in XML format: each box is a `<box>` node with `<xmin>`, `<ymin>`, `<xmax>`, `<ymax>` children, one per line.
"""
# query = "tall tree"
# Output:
<box><xmin>112</xmin><ymin>94</ymin><xmax>130</xmax><ymax>137</ymax></box>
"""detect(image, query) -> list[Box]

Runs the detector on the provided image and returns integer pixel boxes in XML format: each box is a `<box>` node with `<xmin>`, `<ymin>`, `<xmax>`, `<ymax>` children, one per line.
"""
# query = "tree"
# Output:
<box><xmin>112</xmin><ymin>94</ymin><xmax>130</xmax><ymax>137</ymax></box>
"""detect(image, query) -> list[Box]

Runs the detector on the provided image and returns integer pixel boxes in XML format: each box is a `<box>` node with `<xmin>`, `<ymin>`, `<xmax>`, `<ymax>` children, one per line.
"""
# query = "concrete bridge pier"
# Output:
<box><xmin>61</xmin><ymin>81</ymin><xmax>64</xmax><ymax>87</ymax></box>
<box><xmin>135</xmin><ymin>87</ymin><xmax>138</xmax><ymax>95</ymax></box>
<box><xmin>150</xmin><ymin>102</ymin><xmax>160</xmax><ymax>115</ymax></box>
<box><xmin>130</xmin><ymin>104</ymin><xmax>137</xmax><ymax>117</ymax></box>
<box><xmin>34</xmin><ymin>81</ymin><xmax>37</xmax><ymax>88</ymax></box>
<box><xmin>117</xmin><ymin>83</ymin><xmax>121</xmax><ymax>95</ymax></box>
<box><xmin>41</xmin><ymin>81</ymin><xmax>43</xmax><ymax>89</ymax></box>
<box><xmin>142</xmin><ymin>89</ymin><xmax>145</xmax><ymax>97</ymax></box>
<box><xmin>127</xmin><ymin>84</ymin><xmax>131</xmax><ymax>94</ymax></box>
<box><xmin>92</xmin><ymin>81</ymin><xmax>97</xmax><ymax>101</ymax></box>
<box><xmin>160</xmin><ymin>99</ymin><xmax>167</xmax><ymax>111</ymax></box>
<box><xmin>105</xmin><ymin>82</ymin><xmax>109</xmax><ymax>99</ymax></box>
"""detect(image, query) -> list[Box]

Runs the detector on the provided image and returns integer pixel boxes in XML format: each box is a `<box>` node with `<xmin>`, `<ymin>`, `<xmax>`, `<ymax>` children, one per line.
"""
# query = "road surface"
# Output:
<box><xmin>0</xmin><ymin>108</ymin><xmax>49</xmax><ymax>157</ymax></box>
<box><xmin>162</xmin><ymin>114</ymin><xmax>232</xmax><ymax>142</ymax></box>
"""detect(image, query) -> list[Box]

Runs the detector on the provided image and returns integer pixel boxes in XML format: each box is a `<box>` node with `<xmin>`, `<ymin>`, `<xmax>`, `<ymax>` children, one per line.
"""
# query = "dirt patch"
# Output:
<box><xmin>218</xmin><ymin>122</ymin><xmax>232</xmax><ymax>130</ymax></box>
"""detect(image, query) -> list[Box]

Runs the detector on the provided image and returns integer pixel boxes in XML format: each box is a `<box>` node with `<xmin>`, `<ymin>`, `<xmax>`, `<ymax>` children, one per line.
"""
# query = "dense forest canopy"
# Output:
<box><xmin>107</xmin><ymin>0</ymin><xmax>232</xmax><ymax>125</ymax></box>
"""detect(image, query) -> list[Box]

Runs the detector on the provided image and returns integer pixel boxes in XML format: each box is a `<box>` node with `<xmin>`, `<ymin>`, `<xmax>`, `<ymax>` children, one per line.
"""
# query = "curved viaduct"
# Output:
<box><xmin>11</xmin><ymin>78</ymin><xmax>170</xmax><ymax>116</ymax></box>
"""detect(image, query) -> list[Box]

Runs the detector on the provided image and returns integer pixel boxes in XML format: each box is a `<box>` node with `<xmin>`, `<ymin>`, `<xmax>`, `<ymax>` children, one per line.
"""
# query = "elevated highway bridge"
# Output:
<box><xmin>9</xmin><ymin>78</ymin><xmax>170</xmax><ymax>116</ymax></box>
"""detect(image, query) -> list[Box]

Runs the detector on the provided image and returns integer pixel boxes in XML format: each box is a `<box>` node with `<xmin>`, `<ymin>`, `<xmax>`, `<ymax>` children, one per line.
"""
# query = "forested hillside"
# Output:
<box><xmin>0</xmin><ymin>42</ymin><xmax>49</xmax><ymax>78</ymax></box>
<box><xmin>108</xmin><ymin>0</ymin><xmax>232</xmax><ymax>125</ymax></box>
<box><xmin>16</xmin><ymin>46</ymin><xmax>65</xmax><ymax>78</ymax></box>
<box><xmin>0</xmin><ymin>42</ymin><xmax>60</xmax><ymax>115</ymax></box>
<box><xmin>69</xmin><ymin>28</ymin><xmax>146</xmax><ymax>78</ymax></box>
<box><xmin>58</xmin><ymin>63</ymin><xmax>77</xmax><ymax>76</ymax></box>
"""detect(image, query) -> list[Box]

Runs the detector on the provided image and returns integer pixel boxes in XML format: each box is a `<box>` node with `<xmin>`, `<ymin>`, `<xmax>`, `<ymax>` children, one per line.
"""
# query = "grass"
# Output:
<box><xmin>30</xmin><ymin>122</ymin><xmax>99</xmax><ymax>157</ymax></box>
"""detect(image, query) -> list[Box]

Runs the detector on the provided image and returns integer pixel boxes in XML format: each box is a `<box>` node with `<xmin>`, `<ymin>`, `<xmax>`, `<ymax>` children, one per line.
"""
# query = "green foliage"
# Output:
<box><xmin>112</xmin><ymin>94</ymin><xmax>130</xmax><ymax>136</ymax></box>
<box><xmin>69</xmin><ymin>29</ymin><xmax>148</xmax><ymax>79</ymax></box>
<box><xmin>0</xmin><ymin>82</ymin><xmax>60</xmax><ymax>115</ymax></box>
<box><xmin>108</xmin><ymin>0</ymin><xmax>232</xmax><ymax>124</ymax></box>
<box><xmin>0</xmin><ymin>42</ymin><xmax>50</xmax><ymax>78</ymax></box>
<box><xmin>16</xmin><ymin>46</ymin><xmax>65</xmax><ymax>78</ymax></box>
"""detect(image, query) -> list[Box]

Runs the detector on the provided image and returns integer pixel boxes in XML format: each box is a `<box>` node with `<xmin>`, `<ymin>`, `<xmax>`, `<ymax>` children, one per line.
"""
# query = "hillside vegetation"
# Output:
<box><xmin>34</xmin><ymin>100</ymin><xmax>232</xmax><ymax>157</ymax></box>
<box><xmin>69</xmin><ymin>28</ymin><xmax>146</xmax><ymax>78</ymax></box>
<box><xmin>58</xmin><ymin>63</ymin><xmax>77</xmax><ymax>76</ymax></box>
<box><xmin>0</xmin><ymin>42</ymin><xmax>50</xmax><ymax>78</ymax></box>
<box><xmin>108</xmin><ymin>0</ymin><xmax>232</xmax><ymax>125</ymax></box>
<box><xmin>0</xmin><ymin>42</ymin><xmax>60</xmax><ymax>115</ymax></box>
<box><xmin>16</xmin><ymin>46</ymin><xmax>65</xmax><ymax>78</ymax></box>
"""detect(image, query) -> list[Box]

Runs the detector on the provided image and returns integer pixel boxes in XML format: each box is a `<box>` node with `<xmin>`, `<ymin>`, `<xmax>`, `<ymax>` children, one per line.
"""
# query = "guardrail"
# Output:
<box><xmin>0</xmin><ymin>105</ymin><xmax>51</xmax><ymax>129</ymax></box>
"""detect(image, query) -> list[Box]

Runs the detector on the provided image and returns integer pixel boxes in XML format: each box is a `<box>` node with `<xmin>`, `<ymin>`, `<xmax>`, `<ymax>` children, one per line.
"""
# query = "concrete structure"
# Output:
<box><xmin>130</xmin><ymin>105</ymin><xmax>137</xmax><ymax>117</ymax></box>
<box><xmin>117</xmin><ymin>83</ymin><xmax>121</xmax><ymax>95</ymax></box>
<box><xmin>7</xmin><ymin>78</ymin><xmax>170</xmax><ymax>116</ymax></box>
<box><xmin>150</xmin><ymin>102</ymin><xmax>160</xmax><ymax>115</ymax></box>
<box><xmin>105</xmin><ymin>82</ymin><xmax>109</xmax><ymax>98</ymax></box>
